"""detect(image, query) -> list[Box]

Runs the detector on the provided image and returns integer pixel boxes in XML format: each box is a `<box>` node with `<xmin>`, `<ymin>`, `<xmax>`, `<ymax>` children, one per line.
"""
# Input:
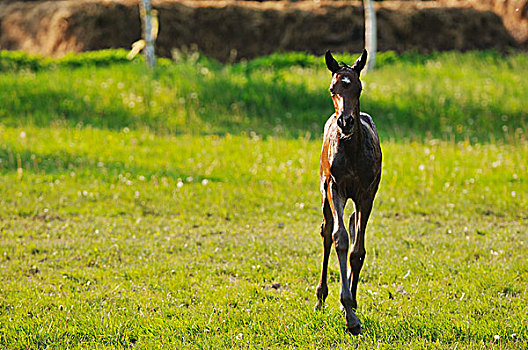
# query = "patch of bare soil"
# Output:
<box><xmin>0</xmin><ymin>0</ymin><xmax>524</xmax><ymax>61</ymax></box>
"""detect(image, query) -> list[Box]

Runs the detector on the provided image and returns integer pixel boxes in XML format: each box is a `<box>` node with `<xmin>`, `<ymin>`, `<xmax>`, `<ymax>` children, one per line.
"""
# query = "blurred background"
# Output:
<box><xmin>1</xmin><ymin>0</ymin><xmax>526</xmax><ymax>141</ymax></box>
<box><xmin>1</xmin><ymin>0</ymin><xmax>527</xmax><ymax>61</ymax></box>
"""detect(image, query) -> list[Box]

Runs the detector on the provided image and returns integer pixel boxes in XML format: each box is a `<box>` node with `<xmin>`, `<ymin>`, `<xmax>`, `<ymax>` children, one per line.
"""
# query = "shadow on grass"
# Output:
<box><xmin>0</xmin><ymin>146</ymin><xmax>221</xmax><ymax>183</ymax></box>
<box><xmin>364</xmin><ymin>98</ymin><xmax>527</xmax><ymax>142</ymax></box>
<box><xmin>196</xmin><ymin>73</ymin><xmax>527</xmax><ymax>142</ymax></box>
<box><xmin>193</xmin><ymin>74</ymin><xmax>330</xmax><ymax>138</ymax></box>
<box><xmin>1</xmin><ymin>62</ymin><xmax>526</xmax><ymax>142</ymax></box>
<box><xmin>0</xmin><ymin>84</ymin><xmax>135</xmax><ymax>130</ymax></box>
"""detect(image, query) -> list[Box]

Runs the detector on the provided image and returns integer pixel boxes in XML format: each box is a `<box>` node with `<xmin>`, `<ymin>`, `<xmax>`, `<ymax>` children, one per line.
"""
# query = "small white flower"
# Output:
<box><xmin>201</xmin><ymin>179</ymin><xmax>209</xmax><ymax>185</ymax></box>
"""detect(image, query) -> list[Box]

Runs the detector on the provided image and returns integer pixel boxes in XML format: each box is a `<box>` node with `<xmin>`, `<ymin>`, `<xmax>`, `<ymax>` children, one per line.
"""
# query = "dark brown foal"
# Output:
<box><xmin>315</xmin><ymin>50</ymin><xmax>382</xmax><ymax>335</ymax></box>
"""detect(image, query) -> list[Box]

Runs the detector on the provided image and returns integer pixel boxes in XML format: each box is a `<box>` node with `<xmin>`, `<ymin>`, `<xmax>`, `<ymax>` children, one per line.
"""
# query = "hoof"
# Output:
<box><xmin>345</xmin><ymin>310</ymin><xmax>362</xmax><ymax>336</ymax></box>
<box><xmin>315</xmin><ymin>284</ymin><xmax>328</xmax><ymax>311</ymax></box>
<box><xmin>346</xmin><ymin>321</ymin><xmax>362</xmax><ymax>335</ymax></box>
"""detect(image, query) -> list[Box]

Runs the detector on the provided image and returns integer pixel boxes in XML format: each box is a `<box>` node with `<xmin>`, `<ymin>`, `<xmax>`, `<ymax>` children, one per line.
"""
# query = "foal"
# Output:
<box><xmin>315</xmin><ymin>50</ymin><xmax>382</xmax><ymax>335</ymax></box>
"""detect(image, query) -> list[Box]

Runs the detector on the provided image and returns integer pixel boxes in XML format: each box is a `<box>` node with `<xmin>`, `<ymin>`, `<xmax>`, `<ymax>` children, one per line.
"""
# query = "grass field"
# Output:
<box><xmin>0</xmin><ymin>50</ymin><xmax>527</xmax><ymax>349</ymax></box>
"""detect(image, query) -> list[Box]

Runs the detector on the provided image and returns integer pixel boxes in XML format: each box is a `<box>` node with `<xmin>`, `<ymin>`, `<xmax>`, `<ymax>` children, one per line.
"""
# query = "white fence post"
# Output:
<box><xmin>363</xmin><ymin>0</ymin><xmax>377</xmax><ymax>72</ymax></box>
<box><xmin>140</xmin><ymin>0</ymin><xmax>156</xmax><ymax>68</ymax></box>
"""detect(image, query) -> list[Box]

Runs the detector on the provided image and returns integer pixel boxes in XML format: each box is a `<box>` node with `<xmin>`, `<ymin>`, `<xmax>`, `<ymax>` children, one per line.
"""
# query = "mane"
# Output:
<box><xmin>339</xmin><ymin>63</ymin><xmax>353</xmax><ymax>71</ymax></box>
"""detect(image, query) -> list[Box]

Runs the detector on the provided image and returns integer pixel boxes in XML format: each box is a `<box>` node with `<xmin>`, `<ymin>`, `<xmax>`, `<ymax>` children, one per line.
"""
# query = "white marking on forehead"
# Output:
<box><xmin>341</xmin><ymin>76</ymin><xmax>351</xmax><ymax>84</ymax></box>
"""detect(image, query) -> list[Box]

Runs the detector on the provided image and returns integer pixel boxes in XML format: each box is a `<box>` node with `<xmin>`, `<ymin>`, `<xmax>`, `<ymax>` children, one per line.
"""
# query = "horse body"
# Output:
<box><xmin>315</xmin><ymin>50</ymin><xmax>382</xmax><ymax>335</ymax></box>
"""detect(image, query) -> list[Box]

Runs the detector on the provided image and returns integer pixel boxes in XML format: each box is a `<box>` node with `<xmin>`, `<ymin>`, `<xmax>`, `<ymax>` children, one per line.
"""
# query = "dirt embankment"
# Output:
<box><xmin>450</xmin><ymin>0</ymin><xmax>528</xmax><ymax>44</ymax></box>
<box><xmin>0</xmin><ymin>1</ymin><xmax>141</xmax><ymax>56</ymax></box>
<box><xmin>0</xmin><ymin>0</ymin><xmax>525</xmax><ymax>61</ymax></box>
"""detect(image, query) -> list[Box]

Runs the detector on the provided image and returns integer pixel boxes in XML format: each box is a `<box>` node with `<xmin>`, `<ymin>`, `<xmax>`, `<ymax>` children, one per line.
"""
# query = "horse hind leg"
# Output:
<box><xmin>346</xmin><ymin>211</ymin><xmax>356</xmax><ymax>288</ymax></box>
<box><xmin>349</xmin><ymin>203</ymin><xmax>373</xmax><ymax>311</ymax></box>
<box><xmin>315</xmin><ymin>198</ymin><xmax>333</xmax><ymax>310</ymax></box>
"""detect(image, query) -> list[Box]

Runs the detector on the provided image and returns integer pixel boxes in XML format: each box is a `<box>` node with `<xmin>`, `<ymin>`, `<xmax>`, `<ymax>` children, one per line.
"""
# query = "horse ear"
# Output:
<box><xmin>352</xmin><ymin>49</ymin><xmax>368</xmax><ymax>73</ymax></box>
<box><xmin>325</xmin><ymin>50</ymin><xmax>340</xmax><ymax>74</ymax></box>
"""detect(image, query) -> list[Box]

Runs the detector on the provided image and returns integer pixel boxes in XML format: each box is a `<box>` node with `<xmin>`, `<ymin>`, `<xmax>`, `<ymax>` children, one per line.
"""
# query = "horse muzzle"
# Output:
<box><xmin>337</xmin><ymin>115</ymin><xmax>354</xmax><ymax>135</ymax></box>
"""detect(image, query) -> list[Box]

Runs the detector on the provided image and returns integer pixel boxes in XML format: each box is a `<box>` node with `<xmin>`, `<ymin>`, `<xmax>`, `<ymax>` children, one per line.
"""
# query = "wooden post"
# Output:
<box><xmin>363</xmin><ymin>0</ymin><xmax>376</xmax><ymax>72</ymax></box>
<box><xmin>139</xmin><ymin>0</ymin><xmax>156</xmax><ymax>68</ymax></box>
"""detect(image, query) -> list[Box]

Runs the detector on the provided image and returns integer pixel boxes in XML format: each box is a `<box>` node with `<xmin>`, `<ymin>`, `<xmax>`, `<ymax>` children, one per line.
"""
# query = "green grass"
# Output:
<box><xmin>0</xmin><ymin>49</ymin><xmax>526</xmax><ymax>141</ymax></box>
<box><xmin>0</xmin><ymin>50</ymin><xmax>527</xmax><ymax>349</ymax></box>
